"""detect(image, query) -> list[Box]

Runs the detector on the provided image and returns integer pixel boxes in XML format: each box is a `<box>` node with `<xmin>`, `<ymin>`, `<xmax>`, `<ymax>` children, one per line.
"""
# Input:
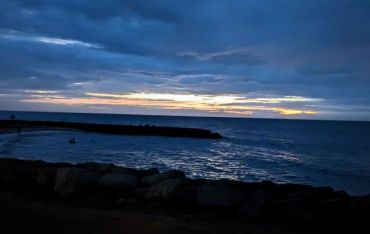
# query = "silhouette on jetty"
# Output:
<box><xmin>0</xmin><ymin>120</ymin><xmax>222</xmax><ymax>139</ymax></box>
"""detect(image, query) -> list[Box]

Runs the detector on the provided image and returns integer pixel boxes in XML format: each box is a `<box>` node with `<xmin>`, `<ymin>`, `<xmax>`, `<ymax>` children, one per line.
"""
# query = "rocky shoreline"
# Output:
<box><xmin>0</xmin><ymin>158</ymin><xmax>369</xmax><ymax>233</ymax></box>
<box><xmin>0</xmin><ymin>120</ymin><xmax>222</xmax><ymax>139</ymax></box>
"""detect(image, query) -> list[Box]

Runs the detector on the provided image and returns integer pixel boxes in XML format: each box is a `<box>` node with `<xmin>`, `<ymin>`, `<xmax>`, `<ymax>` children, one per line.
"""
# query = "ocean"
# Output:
<box><xmin>0</xmin><ymin>111</ymin><xmax>369</xmax><ymax>195</ymax></box>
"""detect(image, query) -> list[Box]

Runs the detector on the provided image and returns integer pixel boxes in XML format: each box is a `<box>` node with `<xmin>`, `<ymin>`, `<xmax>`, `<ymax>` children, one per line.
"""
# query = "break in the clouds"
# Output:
<box><xmin>1</xmin><ymin>0</ymin><xmax>370</xmax><ymax>120</ymax></box>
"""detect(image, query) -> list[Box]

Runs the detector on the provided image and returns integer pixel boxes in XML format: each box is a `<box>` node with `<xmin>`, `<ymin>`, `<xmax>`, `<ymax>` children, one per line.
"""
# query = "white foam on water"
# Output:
<box><xmin>1</xmin><ymin>111</ymin><xmax>370</xmax><ymax>196</ymax></box>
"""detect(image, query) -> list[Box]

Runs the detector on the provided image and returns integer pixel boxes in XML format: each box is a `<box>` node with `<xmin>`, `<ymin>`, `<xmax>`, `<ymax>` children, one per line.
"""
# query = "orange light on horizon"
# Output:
<box><xmin>21</xmin><ymin>91</ymin><xmax>321</xmax><ymax>117</ymax></box>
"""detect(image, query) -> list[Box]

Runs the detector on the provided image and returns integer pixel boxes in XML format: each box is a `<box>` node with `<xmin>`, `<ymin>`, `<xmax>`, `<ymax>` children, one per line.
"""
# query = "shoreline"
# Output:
<box><xmin>0</xmin><ymin>157</ymin><xmax>369</xmax><ymax>234</ymax></box>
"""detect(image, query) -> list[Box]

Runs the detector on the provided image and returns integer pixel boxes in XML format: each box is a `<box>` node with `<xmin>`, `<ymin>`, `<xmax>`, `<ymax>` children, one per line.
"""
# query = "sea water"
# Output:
<box><xmin>0</xmin><ymin>111</ymin><xmax>369</xmax><ymax>195</ymax></box>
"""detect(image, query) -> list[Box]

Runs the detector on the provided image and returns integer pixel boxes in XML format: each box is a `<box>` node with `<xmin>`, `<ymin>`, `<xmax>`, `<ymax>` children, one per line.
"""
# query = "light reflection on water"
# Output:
<box><xmin>0</xmin><ymin>116</ymin><xmax>370</xmax><ymax>196</ymax></box>
<box><xmin>0</xmin><ymin>131</ymin><xmax>304</xmax><ymax>184</ymax></box>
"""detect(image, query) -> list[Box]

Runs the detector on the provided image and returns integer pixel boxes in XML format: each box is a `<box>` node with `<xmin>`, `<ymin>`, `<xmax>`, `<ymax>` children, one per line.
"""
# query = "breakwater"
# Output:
<box><xmin>0</xmin><ymin>158</ymin><xmax>369</xmax><ymax>233</ymax></box>
<box><xmin>0</xmin><ymin>120</ymin><xmax>222</xmax><ymax>139</ymax></box>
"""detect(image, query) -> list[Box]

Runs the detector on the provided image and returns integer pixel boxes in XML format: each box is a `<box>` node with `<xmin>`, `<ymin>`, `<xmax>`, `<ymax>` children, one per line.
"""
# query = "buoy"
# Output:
<box><xmin>69</xmin><ymin>138</ymin><xmax>76</xmax><ymax>144</ymax></box>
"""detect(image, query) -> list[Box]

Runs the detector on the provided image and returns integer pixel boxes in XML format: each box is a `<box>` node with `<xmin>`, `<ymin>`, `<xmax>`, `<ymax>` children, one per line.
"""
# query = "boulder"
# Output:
<box><xmin>172</xmin><ymin>180</ymin><xmax>198</xmax><ymax>203</ymax></box>
<box><xmin>276</xmin><ymin>198</ymin><xmax>312</xmax><ymax>224</ymax></box>
<box><xmin>350</xmin><ymin>195</ymin><xmax>370</xmax><ymax>216</ymax></box>
<box><xmin>0</xmin><ymin>159</ymin><xmax>71</xmax><ymax>186</ymax></box>
<box><xmin>333</xmin><ymin>190</ymin><xmax>350</xmax><ymax>201</ymax></box>
<box><xmin>238</xmin><ymin>190</ymin><xmax>276</xmax><ymax>220</ymax></box>
<box><xmin>317</xmin><ymin>198</ymin><xmax>348</xmax><ymax>213</ymax></box>
<box><xmin>134</xmin><ymin>187</ymin><xmax>150</xmax><ymax>197</ymax></box>
<box><xmin>77</xmin><ymin>162</ymin><xmax>113</xmax><ymax>172</ymax></box>
<box><xmin>277</xmin><ymin>183</ymin><xmax>314</xmax><ymax>197</ymax></box>
<box><xmin>348</xmin><ymin>196</ymin><xmax>370</xmax><ymax>232</ymax></box>
<box><xmin>98</xmin><ymin>172</ymin><xmax>139</xmax><ymax>188</ymax></box>
<box><xmin>36</xmin><ymin>167</ymin><xmax>57</xmax><ymax>187</ymax></box>
<box><xmin>141</xmin><ymin>169</ymin><xmax>185</xmax><ymax>185</ymax></box>
<box><xmin>136</xmin><ymin>168</ymin><xmax>160</xmax><ymax>177</ymax></box>
<box><xmin>0</xmin><ymin>158</ymin><xmax>23</xmax><ymax>183</ymax></box>
<box><xmin>146</xmin><ymin>178</ymin><xmax>186</xmax><ymax>199</ymax></box>
<box><xmin>197</xmin><ymin>180</ymin><xmax>248</xmax><ymax>207</ymax></box>
<box><xmin>0</xmin><ymin>159</ymin><xmax>47</xmax><ymax>184</ymax></box>
<box><xmin>110</xmin><ymin>166</ymin><xmax>138</xmax><ymax>174</ymax></box>
<box><xmin>54</xmin><ymin>167</ymin><xmax>101</xmax><ymax>195</ymax></box>
<box><xmin>243</xmin><ymin>180</ymin><xmax>272</xmax><ymax>190</ymax></box>
<box><xmin>110</xmin><ymin>166</ymin><xmax>159</xmax><ymax>177</ymax></box>
<box><xmin>312</xmin><ymin>198</ymin><xmax>350</xmax><ymax>231</ymax></box>
<box><xmin>288</xmin><ymin>186</ymin><xmax>334</xmax><ymax>203</ymax></box>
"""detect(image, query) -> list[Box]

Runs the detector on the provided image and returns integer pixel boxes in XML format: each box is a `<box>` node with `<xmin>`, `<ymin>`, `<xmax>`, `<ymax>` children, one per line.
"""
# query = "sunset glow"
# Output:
<box><xmin>22</xmin><ymin>92</ymin><xmax>320</xmax><ymax>116</ymax></box>
<box><xmin>1</xmin><ymin>0</ymin><xmax>369</xmax><ymax>120</ymax></box>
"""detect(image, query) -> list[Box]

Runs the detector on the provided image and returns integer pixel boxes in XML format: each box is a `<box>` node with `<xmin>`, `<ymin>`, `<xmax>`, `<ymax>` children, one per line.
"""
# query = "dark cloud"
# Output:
<box><xmin>0</xmin><ymin>0</ymin><xmax>370</xmax><ymax>119</ymax></box>
<box><xmin>210</xmin><ymin>53</ymin><xmax>264</xmax><ymax>65</ymax></box>
<box><xmin>16</xmin><ymin>0</ymin><xmax>180</xmax><ymax>22</ymax></box>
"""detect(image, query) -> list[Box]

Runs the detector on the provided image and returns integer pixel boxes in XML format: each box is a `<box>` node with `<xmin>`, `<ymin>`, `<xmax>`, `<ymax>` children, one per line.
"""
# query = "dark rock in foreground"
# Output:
<box><xmin>0</xmin><ymin>158</ymin><xmax>369</xmax><ymax>233</ymax></box>
<box><xmin>0</xmin><ymin>120</ymin><xmax>222</xmax><ymax>139</ymax></box>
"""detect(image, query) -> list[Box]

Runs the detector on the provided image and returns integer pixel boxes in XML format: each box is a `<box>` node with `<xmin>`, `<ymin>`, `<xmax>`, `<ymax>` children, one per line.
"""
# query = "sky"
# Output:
<box><xmin>0</xmin><ymin>0</ymin><xmax>370</xmax><ymax>120</ymax></box>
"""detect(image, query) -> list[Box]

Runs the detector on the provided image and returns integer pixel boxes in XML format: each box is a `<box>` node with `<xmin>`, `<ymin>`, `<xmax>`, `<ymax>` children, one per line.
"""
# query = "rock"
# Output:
<box><xmin>1</xmin><ymin>159</ymin><xmax>23</xmax><ymax>182</ymax></box>
<box><xmin>172</xmin><ymin>180</ymin><xmax>198</xmax><ymax>203</ymax></box>
<box><xmin>0</xmin><ymin>159</ymin><xmax>68</xmax><ymax>187</ymax></box>
<box><xmin>333</xmin><ymin>190</ymin><xmax>350</xmax><ymax>201</ymax></box>
<box><xmin>0</xmin><ymin>158</ymin><xmax>22</xmax><ymax>183</ymax></box>
<box><xmin>98</xmin><ymin>173</ymin><xmax>139</xmax><ymax>188</ymax></box>
<box><xmin>257</xmin><ymin>180</ymin><xmax>277</xmax><ymax>192</ymax></box>
<box><xmin>110</xmin><ymin>166</ymin><xmax>138</xmax><ymax>174</ymax></box>
<box><xmin>2</xmin><ymin>119</ymin><xmax>222</xmax><ymax>139</ymax></box>
<box><xmin>141</xmin><ymin>170</ymin><xmax>185</xmax><ymax>185</ymax></box>
<box><xmin>315</xmin><ymin>198</ymin><xmax>349</xmax><ymax>221</ymax></box>
<box><xmin>348</xmin><ymin>196</ymin><xmax>370</xmax><ymax>232</ymax></box>
<box><xmin>77</xmin><ymin>162</ymin><xmax>113</xmax><ymax>172</ymax></box>
<box><xmin>54</xmin><ymin>167</ymin><xmax>101</xmax><ymax>195</ymax></box>
<box><xmin>110</xmin><ymin>166</ymin><xmax>159</xmax><ymax>177</ymax></box>
<box><xmin>288</xmin><ymin>186</ymin><xmax>334</xmax><ymax>202</ymax></box>
<box><xmin>276</xmin><ymin>198</ymin><xmax>312</xmax><ymax>224</ymax></box>
<box><xmin>36</xmin><ymin>167</ymin><xmax>57</xmax><ymax>187</ymax></box>
<box><xmin>136</xmin><ymin>168</ymin><xmax>159</xmax><ymax>177</ymax></box>
<box><xmin>277</xmin><ymin>183</ymin><xmax>314</xmax><ymax>197</ymax></box>
<box><xmin>146</xmin><ymin>178</ymin><xmax>186</xmax><ymax>199</ymax></box>
<box><xmin>238</xmin><ymin>190</ymin><xmax>276</xmax><ymax>220</ymax></box>
<box><xmin>134</xmin><ymin>187</ymin><xmax>150</xmax><ymax>197</ymax></box>
<box><xmin>350</xmin><ymin>195</ymin><xmax>370</xmax><ymax>215</ymax></box>
<box><xmin>312</xmin><ymin>198</ymin><xmax>350</xmax><ymax>232</ymax></box>
<box><xmin>197</xmin><ymin>180</ymin><xmax>248</xmax><ymax>207</ymax></box>
<box><xmin>126</xmin><ymin>198</ymin><xmax>136</xmax><ymax>204</ymax></box>
<box><xmin>116</xmin><ymin>198</ymin><xmax>136</xmax><ymax>205</ymax></box>
<box><xmin>0</xmin><ymin>159</ymin><xmax>49</xmax><ymax>184</ymax></box>
<box><xmin>318</xmin><ymin>198</ymin><xmax>347</xmax><ymax>211</ymax></box>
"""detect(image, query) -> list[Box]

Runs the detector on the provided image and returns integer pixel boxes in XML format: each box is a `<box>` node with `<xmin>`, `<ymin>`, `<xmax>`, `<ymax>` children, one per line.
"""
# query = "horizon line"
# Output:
<box><xmin>0</xmin><ymin>109</ymin><xmax>369</xmax><ymax>123</ymax></box>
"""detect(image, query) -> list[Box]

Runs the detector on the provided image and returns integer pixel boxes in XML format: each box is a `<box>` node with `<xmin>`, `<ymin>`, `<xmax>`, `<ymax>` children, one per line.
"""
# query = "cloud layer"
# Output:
<box><xmin>1</xmin><ymin>0</ymin><xmax>370</xmax><ymax>120</ymax></box>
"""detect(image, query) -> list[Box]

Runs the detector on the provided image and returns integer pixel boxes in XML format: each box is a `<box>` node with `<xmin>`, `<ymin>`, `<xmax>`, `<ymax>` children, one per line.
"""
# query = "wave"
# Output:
<box><xmin>0</xmin><ymin>111</ymin><xmax>370</xmax><ymax>195</ymax></box>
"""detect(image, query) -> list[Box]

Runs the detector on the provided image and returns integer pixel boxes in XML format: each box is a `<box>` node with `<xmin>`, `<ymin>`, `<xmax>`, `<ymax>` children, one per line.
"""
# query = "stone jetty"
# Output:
<box><xmin>0</xmin><ymin>120</ymin><xmax>222</xmax><ymax>139</ymax></box>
